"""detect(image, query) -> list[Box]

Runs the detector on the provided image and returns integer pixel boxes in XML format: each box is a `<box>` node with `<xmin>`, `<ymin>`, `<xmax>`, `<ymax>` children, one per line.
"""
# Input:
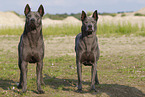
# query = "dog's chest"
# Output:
<box><xmin>80</xmin><ymin>51</ymin><xmax>95</xmax><ymax>66</ymax></box>
<box><xmin>22</xmin><ymin>36</ymin><xmax>44</xmax><ymax>63</ymax></box>
<box><xmin>80</xmin><ymin>37</ymin><xmax>96</xmax><ymax>52</ymax></box>
<box><xmin>79</xmin><ymin>38</ymin><xmax>97</xmax><ymax>66</ymax></box>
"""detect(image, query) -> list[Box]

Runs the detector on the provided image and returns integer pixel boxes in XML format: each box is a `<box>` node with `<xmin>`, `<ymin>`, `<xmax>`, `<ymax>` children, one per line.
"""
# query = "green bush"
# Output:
<box><xmin>43</xmin><ymin>13</ymin><xmax>68</xmax><ymax>20</ymax></box>
<box><xmin>121</xmin><ymin>13</ymin><xmax>126</xmax><ymax>17</ymax></box>
<box><xmin>99</xmin><ymin>13</ymin><xmax>117</xmax><ymax>17</ymax></box>
<box><xmin>134</xmin><ymin>13</ymin><xmax>145</xmax><ymax>16</ymax></box>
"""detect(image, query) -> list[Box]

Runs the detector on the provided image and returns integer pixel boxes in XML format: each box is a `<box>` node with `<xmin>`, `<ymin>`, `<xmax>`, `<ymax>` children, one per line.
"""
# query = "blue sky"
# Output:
<box><xmin>0</xmin><ymin>0</ymin><xmax>145</xmax><ymax>14</ymax></box>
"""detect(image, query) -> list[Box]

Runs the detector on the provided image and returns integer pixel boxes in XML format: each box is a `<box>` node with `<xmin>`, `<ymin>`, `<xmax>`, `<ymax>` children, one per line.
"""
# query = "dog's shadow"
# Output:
<box><xmin>0</xmin><ymin>76</ymin><xmax>144</xmax><ymax>96</ymax></box>
<box><xmin>0</xmin><ymin>78</ymin><xmax>15</xmax><ymax>90</ymax></box>
<box><xmin>44</xmin><ymin>74</ymin><xmax>145</xmax><ymax>96</ymax></box>
<box><xmin>43</xmin><ymin>74</ymin><xmax>79</xmax><ymax>90</ymax></box>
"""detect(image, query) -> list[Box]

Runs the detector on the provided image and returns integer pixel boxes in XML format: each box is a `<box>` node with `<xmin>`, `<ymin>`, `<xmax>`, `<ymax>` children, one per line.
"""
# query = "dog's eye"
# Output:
<box><xmin>35</xmin><ymin>14</ymin><xmax>39</xmax><ymax>18</ymax></box>
<box><xmin>27</xmin><ymin>15</ymin><xmax>31</xmax><ymax>18</ymax></box>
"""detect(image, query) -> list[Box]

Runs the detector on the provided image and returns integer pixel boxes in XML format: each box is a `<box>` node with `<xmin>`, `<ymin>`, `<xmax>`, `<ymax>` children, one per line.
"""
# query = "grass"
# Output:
<box><xmin>43</xmin><ymin>25</ymin><xmax>80</xmax><ymax>36</ymax></box>
<box><xmin>0</xmin><ymin>49</ymin><xmax>145</xmax><ymax>96</ymax></box>
<box><xmin>97</xmin><ymin>22</ymin><xmax>142</xmax><ymax>36</ymax></box>
<box><xmin>0</xmin><ymin>22</ymin><xmax>145</xmax><ymax>96</ymax></box>
<box><xmin>0</xmin><ymin>22</ymin><xmax>145</xmax><ymax>37</ymax></box>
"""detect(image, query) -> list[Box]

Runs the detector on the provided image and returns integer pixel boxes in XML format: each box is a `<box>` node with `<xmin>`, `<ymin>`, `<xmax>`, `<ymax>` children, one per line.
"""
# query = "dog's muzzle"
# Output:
<box><xmin>87</xmin><ymin>31</ymin><xmax>93</xmax><ymax>35</ymax></box>
<box><xmin>29</xmin><ymin>23</ymin><xmax>36</xmax><ymax>30</ymax></box>
<box><xmin>86</xmin><ymin>24</ymin><xmax>94</xmax><ymax>34</ymax></box>
<box><xmin>29</xmin><ymin>20</ymin><xmax>36</xmax><ymax>30</ymax></box>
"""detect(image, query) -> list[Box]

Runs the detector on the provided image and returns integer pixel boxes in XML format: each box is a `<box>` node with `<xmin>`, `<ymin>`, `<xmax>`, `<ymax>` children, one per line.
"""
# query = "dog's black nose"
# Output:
<box><xmin>88</xmin><ymin>24</ymin><xmax>92</xmax><ymax>28</ymax></box>
<box><xmin>30</xmin><ymin>18</ymin><xmax>35</xmax><ymax>22</ymax></box>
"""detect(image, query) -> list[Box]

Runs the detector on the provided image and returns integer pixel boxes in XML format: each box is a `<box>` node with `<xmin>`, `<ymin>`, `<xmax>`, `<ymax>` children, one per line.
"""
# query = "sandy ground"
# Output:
<box><xmin>44</xmin><ymin>35</ymin><xmax>145</xmax><ymax>58</ymax></box>
<box><xmin>0</xmin><ymin>12</ymin><xmax>24</xmax><ymax>27</ymax></box>
<box><xmin>1</xmin><ymin>35</ymin><xmax>145</xmax><ymax>59</ymax></box>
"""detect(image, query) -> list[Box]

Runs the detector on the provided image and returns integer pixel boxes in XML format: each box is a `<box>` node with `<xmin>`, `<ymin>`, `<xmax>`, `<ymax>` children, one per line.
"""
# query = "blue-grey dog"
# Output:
<box><xmin>75</xmin><ymin>10</ymin><xmax>100</xmax><ymax>92</ymax></box>
<box><xmin>17</xmin><ymin>4</ymin><xmax>45</xmax><ymax>94</ymax></box>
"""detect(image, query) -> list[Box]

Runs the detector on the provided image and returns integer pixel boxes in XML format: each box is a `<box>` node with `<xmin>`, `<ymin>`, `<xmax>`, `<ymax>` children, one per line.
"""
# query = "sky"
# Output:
<box><xmin>0</xmin><ymin>0</ymin><xmax>145</xmax><ymax>15</ymax></box>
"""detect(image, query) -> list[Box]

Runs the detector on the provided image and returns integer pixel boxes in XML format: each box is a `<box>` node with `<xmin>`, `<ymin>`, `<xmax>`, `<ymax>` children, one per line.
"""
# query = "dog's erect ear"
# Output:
<box><xmin>92</xmin><ymin>10</ymin><xmax>98</xmax><ymax>21</ymax></box>
<box><xmin>38</xmin><ymin>5</ymin><xmax>44</xmax><ymax>17</ymax></box>
<box><xmin>24</xmin><ymin>4</ymin><xmax>31</xmax><ymax>16</ymax></box>
<box><xmin>81</xmin><ymin>11</ymin><xmax>86</xmax><ymax>21</ymax></box>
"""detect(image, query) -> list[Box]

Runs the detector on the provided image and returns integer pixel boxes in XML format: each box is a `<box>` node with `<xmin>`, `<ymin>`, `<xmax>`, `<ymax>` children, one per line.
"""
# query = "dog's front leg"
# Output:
<box><xmin>91</xmin><ymin>62</ymin><xmax>97</xmax><ymax>92</ymax></box>
<box><xmin>95</xmin><ymin>63</ymin><xmax>99</xmax><ymax>85</ymax></box>
<box><xmin>21</xmin><ymin>61</ymin><xmax>28</xmax><ymax>93</ymax></box>
<box><xmin>76</xmin><ymin>59</ymin><xmax>82</xmax><ymax>92</ymax></box>
<box><xmin>37</xmin><ymin>61</ymin><xmax>45</xmax><ymax>94</ymax></box>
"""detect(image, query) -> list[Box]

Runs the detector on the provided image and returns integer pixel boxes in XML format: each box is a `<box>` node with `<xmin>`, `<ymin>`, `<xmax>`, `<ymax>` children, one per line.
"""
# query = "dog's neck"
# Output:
<box><xmin>24</xmin><ymin>24</ymin><xmax>42</xmax><ymax>48</ymax></box>
<box><xmin>82</xmin><ymin>31</ymin><xmax>96</xmax><ymax>38</ymax></box>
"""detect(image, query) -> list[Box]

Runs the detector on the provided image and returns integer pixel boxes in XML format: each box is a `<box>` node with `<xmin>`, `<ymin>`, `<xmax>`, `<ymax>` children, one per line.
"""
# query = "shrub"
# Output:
<box><xmin>134</xmin><ymin>13</ymin><xmax>145</xmax><ymax>16</ymax></box>
<box><xmin>121</xmin><ymin>13</ymin><xmax>126</xmax><ymax>17</ymax></box>
<box><xmin>99</xmin><ymin>13</ymin><xmax>117</xmax><ymax>17</ymax></box>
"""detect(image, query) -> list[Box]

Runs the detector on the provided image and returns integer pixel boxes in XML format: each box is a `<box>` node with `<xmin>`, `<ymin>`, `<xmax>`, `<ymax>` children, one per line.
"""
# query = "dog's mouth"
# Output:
<box><xmin>84</xmin><ymin>30</ymin><xmax>94</xmax><ymax>38</ymax></box>
<box><xmin>29</xmin><ymin>23</ymin><xmax>36</xmax><ymax>30</ymax></box>
<box><xmin>87</xmin><ymin>31</ymin><xmax>93</xmax><ymax>35</ymax></box>
<box><xmin>86</xmin><ymin>29</ymin><xmax>94</xmax><ymax>35</ymax></box>
<box><xmin>86</xmin><ymin>28</ymin><xmax>94</xmax><ymax>34</ymax></box>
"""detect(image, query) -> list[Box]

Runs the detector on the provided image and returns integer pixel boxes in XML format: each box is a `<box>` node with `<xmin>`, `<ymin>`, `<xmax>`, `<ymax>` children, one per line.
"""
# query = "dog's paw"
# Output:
<box><xmin>90</xmin><ymin>88</ymin><xmax>97</xmax><ymax>92</ymax></box>
<box><xmin>76</xmin><ymin>89</ymin><xmax>82</xmax><ymax>93</ymax></box>
<box><xmin>22</xmin><ymin>89</ymin><xmax>27</xmax><ymax>93</ymax></box>
<box><xmin>38</xmin><ymin>89</ymin><xmax>45</xmax><ymax>94</ymax></box>
<box><xmin>96</xmin><ymin>81</ymin><xmax>99</xmax><ymax>85</ymax></box>
<box><xmin>17</xmin><ymin>84</ymin><xmax>22</xmax><ymax>89</ymax></box>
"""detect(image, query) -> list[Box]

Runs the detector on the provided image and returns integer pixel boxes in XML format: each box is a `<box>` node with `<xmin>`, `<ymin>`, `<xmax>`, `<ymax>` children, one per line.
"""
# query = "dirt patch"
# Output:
<box><xmin>44</xmin><ymin>36</ymin><xmax>75</xmax><ymax>57</ymax></box>
<box><xmin>44</xmin><ymin>35</ymin><xmax>145</xmax><ymax>58</ymax></box>
<box><xmin>99</xmin><ymin>35</ymin><xmax>145</xmax><ymax>56</ymax></box>
<box><xmin>1</xmin><ymin>35</ymin><xmax>145</xmax><ymax>58</ymax></box>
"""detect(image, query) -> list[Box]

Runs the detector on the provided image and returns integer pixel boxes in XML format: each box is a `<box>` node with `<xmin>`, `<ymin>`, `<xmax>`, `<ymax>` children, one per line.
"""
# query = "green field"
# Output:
<box><xmin>0</xmin><ymin>22</ymin><xmax>145</xmax><ymax>36</ymax></box>
<box><xmin>0</xmin><ymin>23</ymin><xmax>145</xmax><ymax>96</ymax></box>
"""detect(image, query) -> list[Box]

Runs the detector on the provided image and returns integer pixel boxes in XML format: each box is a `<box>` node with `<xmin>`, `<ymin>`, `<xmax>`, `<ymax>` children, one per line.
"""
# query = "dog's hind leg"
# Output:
<box><xmin>76</xmin><ymin>60</ymin><xmax>82</xmax><ymax>92</ymax></box>
<box><xmin>37</xmin><ymin>61</ymin><xmax>45</xmax><ymax>94</ymax></box>
<box><xmin>21</xmin><ymin>61</ymin><xmax>28</xmax><ymax>93</ymax></box>
<box><xmin>95</xmin><ymin>66</ymin><xmax>99</xmax><ymax>85</ymax></box>
<box><xmin>40</xmin><ymin>61</ymin><xmax>45</xmax><ymax>86</ymax></box>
